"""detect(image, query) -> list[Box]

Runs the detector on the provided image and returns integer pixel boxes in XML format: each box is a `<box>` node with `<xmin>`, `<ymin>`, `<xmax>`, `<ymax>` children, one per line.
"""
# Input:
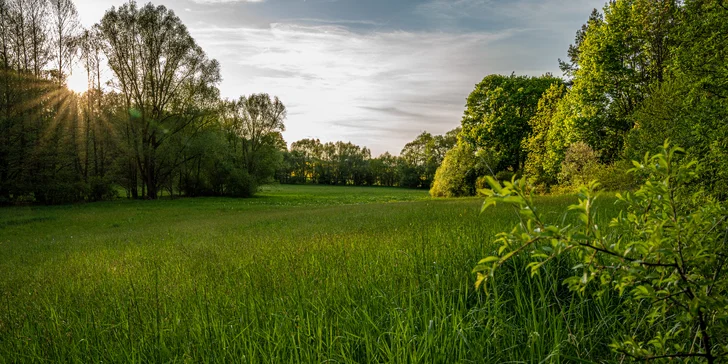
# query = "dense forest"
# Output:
<box><xmin>1</xmin><ymin>0</ymin><xmax>726</xmax><ymax>205</ymax></box>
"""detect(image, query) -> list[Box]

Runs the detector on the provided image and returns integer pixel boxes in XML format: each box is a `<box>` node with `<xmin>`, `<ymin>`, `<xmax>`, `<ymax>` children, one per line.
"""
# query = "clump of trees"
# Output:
<box><xmin>431</xmin><ymin>0</ymin><xmax>728</xmax><ymax>199</ymax></box>
<box><xmin>429</xmin><ymin>141</ymin><xmax>478</xmax><ymax>197</ymax></box>
<box><xmin>0</xmin><ymin>1</ymin><xmax>288</xmax><ymax>204</ymax></box>
<box><xmin>460</xmin><ymin>73</ymin><xmax>563</xmax><ymax>174</ymax></box>
<box><xmin>277</xmin><ymin>128</ymin><xmax>459</xmax><ymax>188</ymax></box>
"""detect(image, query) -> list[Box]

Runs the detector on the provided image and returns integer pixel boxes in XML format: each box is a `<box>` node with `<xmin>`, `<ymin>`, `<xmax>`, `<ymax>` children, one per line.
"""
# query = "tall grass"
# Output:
<box><xmin>0</xmin><ymin>185</ymin><xmax>624</xmax><ymax>362</ymax></box>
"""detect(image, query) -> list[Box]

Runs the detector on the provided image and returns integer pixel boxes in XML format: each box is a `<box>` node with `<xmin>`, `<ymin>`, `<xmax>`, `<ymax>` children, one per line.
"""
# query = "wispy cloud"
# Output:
<box><xmin>191</xmin><ymin>23</ymin><xmax>540</xmax><ymax>154</ymax></box>
<box><xmin>358</xmin><ymin>106</ymin><xmax>428</xmax><ymax>119</ymax></box>
<box><xmin>418</xmin><ymin>0</ymin><xmax>599</xmax><ymax>20</ymax></box>
<box><xmin>280</xmin><ymin>18</ymin><xmax>383</xmax><ymax>27</ymax></box>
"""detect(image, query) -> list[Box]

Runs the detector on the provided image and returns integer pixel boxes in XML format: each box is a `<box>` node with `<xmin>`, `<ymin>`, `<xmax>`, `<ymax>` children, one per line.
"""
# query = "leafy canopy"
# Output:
<box><xmin>461</xmin><ymin>74</ymin><xmax>562</xmax><ymax>173</ymax></box>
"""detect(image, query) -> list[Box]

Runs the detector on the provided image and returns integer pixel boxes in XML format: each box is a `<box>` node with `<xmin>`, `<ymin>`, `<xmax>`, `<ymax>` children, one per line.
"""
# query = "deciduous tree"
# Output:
<box><xmin>97</xmin><ymin>2</ymin><xmax>221</xmax><ymax>199</ymax></box>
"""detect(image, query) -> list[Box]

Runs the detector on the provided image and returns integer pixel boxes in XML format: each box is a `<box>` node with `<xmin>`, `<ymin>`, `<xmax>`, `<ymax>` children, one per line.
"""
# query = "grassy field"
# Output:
<box><xmin>0</xmin><ymin>185</ymin><xmax>625</xmax><ymax>363</ymax></box>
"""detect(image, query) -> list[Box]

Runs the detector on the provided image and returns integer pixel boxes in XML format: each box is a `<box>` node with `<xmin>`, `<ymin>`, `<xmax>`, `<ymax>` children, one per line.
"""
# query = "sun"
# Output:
<box><xmin>66</xmin><ymin>69</ymin><xmax>89</xmax><ymax>94</ymax></box>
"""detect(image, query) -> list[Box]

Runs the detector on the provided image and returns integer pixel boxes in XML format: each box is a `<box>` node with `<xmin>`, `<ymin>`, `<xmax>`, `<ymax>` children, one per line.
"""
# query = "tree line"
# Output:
<box><xmin>431</xmin><ymin>0</ymin><xmax>728</xmax><ymax>199</ymax></box>
<box><xmin>0</xmin><ymin>0</ymin><xmax>291</xmax><ymax>204</ymax></box>
<box><xmin>277</xmin><ymin>128</ymin><xmax>459</xmax><ymax>188</ymax></box>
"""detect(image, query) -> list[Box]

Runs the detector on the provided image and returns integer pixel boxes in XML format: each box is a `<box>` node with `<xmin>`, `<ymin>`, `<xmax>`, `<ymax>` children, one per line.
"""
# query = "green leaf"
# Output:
<box><xmin>481</xmin><ymin>198</ymin><xmax>497</xmax><ymax>212</ymax></box>
<box><xmin>477</xmin><ymin>256</ymin><xmax>500</xmax><ymax>265</ymax></box>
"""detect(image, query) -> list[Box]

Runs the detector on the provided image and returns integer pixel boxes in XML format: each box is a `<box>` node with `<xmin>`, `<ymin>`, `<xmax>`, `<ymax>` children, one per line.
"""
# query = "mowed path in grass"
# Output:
<box><xmin>0</xmin><ymin>185</ymin><xmax>623</xmax><ymax>363</ymax></box>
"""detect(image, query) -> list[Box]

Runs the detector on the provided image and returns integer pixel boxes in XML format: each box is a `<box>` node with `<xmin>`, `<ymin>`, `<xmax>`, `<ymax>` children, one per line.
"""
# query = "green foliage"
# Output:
<box><xmin>558</xmin><ymin>8</ymin><xmax>602</xmax><ymax>77</ymax></box>
<box><xmin>221</xmin><ymin>94</ymin><xmax>287</xmax><ymax>186</ymax></box>
<box><xmin>429</xmin><ymin>142</ymin><xmax>478</xmax><ymax>197</ymax></box>
<box><xmin>556</xmin><ymin>141</ymin><xmax>600</xmax><ymax>189</ymax></box>
<box><xmin>461</xmin><ymin>74</ymin><xmax>562</xmax><ymax>173</ymax></box>
<box><xmin>98</xmin><ymin>2</ymin><xmax>222</xmax><ymax>199</ymax></box>
<box><xmin>87</xmin><ymin>177</ymin><xmax>118</xmax><ymax>202</ymax></box>
<box><xmin>280</xmin><ymin>139</ymin><xmax>373</xmax><ymax>186</ymax></box>
<box><xmin>176</xmin><ymin>125</ymin><xmax>259</xmax><ymax>198</ymax></box>
<box><xmin>675</xmin><ymin>0</ymin><xmax>728</xmax><ymax>101</ymax></box>
<box><xmin>368</xmin><ymin>152</ymin><xmax>399</xmax><ymax>186</ymax></box>
<box><xmin>278</xmin><ymin>128</ymin><xmax>459</xmax><ymax>189</ymax></box>
<box><xmin>629</xmin><ymin>0</ymin><xmax>728</xmax><ymax>199</ymax></box>
<box><xmin>625</xmin><ymin>78</ymin><xmax>694</xmax><ymax>160</ymax></box>
<box><xmin>0</xmin><ymin>1</ymin><xmax>292</xmax><ymax>204</ymax></box>
<box><xmin>526</xmin><ymin>0</ymin><xmax>728</xmax><ymax>196</ymax></box>
<box><xmin>475</xmin><ymin>143</ymin><xmax>728</xmax><ymax>362</ymax></box>
<box><xmin>624</xmin><ymin>74</ymin><xmax>728</xmax><ymax>201</ymax></box>
<box><xmin>590</xmin><ymin>160</ymin><xmax>641</xmax><ymax>193</ymax></box>
<box><xmin>523</xmin><ymin>83</ymin><xmax>567</xmax><ymax>185</ymax></box>
<box><xmin>566</xmin><ymin>0</ymin><xmax>678</xmax><ymax>161</ymax></box>
<box><xmin>398</xmin><ymin>130</ymin><xmax>459</xmax><ymax>189</ymax></box>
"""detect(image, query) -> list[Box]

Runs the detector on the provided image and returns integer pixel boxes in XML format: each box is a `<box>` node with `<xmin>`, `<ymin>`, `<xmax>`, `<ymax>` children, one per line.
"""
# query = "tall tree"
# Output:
<box><xmin>221</xmin><ymin>93</ymin><xmax>286</xmax><ymax>184</ymax></box>
<box><xmin>626</xmin><ymin>0</ymin><xmax>728</xmax><ymax>198</ymax></box>
<box><xmin>370</xmin><ymin>152</ymin><xmax>398</xmax><ymax>187</ymax></box>
<box><xmin>559</xmin><ymin>8</ymin><xmax>602</xmax><ymax>79</ymax></box>
<box><xmin>567</xmin><ymin>0</ymin><xmax>678</xmax><ymax>160</ymax></box>
<box><xmin>0</xmin><ymin>0</ymin><xmax>15</xmax><ymax>201</ymax></box>
<box><xmin>398</xmin><ymin>128</ymin><xmax>459</xmax><ymax>188</ymax></box>
<box><xmin>97</xmin><ymin>2</ymin><xmax>221</xmax><ymax>199</ymax></box>
<box><xmin>430</xmin><ymin>141</ymin><xmax>478</xmax><ymax>198</ymax></box>
<box><xmin>290</xmin><ymin>138</ymin><xmax>323</xmax><ymax>183</ymax></box>
<box><xmin>460</xmin><ymin>73</ymin><xmax>562</xmax><ymax>173</ymax></box>
<box><xmin>78</xmin><ymin>28</ymin><xmax>104</xmax><ymax>179</ymax></box>
<box><xmin>49</xmin><ymin>0</ymin><xmax>79</xmax><ymax>86</ymax></box>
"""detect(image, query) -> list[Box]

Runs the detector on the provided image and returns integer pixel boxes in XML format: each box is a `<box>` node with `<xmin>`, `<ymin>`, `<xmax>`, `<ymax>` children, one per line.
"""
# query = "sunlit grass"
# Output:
<box><xmin>0</xmin><ymin>185</ymin><xmax>624</xmax><ymax>362</ymax></box>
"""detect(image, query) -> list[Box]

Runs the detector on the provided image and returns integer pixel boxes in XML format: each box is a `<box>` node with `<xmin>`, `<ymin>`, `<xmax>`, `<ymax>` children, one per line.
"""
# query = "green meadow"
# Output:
<box><xmin>0</xmin><ymin>185</ymin><xmax>625</xmax><ymax>363</ymax></box>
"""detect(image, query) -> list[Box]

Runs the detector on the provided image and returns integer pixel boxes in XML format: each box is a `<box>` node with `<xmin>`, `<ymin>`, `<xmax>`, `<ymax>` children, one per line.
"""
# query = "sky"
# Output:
<box><xmin>70</xmin><ymin>0</ymin><xmax>606</xmax><ymax>155</ymax></box>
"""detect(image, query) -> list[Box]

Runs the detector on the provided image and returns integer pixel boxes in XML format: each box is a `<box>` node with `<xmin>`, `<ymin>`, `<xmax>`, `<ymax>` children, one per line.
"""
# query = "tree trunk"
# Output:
<box><xmin>130</xmin><ymin>160</ymin><xmax>138</xmax><ymax>199</ymax></box>
<box><xmin>145</xmin><ymin>150</ymin><xmax>157</xmax><ymax>199</ymax></box>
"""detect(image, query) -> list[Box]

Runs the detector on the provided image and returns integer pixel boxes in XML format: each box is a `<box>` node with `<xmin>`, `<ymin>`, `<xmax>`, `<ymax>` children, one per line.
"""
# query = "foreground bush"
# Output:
<box><xmin>475</xmin><ymin>143</ymin><xmax>728</xmax><ymax>362</ymax></box>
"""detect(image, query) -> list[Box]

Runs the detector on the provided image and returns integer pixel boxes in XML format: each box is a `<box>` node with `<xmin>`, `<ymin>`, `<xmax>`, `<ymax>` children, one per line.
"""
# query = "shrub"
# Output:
<box><xmin>474</xmin><ymin>142</ymin><xmax>728</xmax><ymax>362</ymax></box>
<box><xmin>552</xmin><ymin>141</ymin><xmax>641</xmax><ymax>194</ymax></box>
<box><xmin>557</xmin><ymin>141</ymin><xmax>600</xmax><ymax>188</ymax></box>
<box><xmin>87</xmin><ymin>177</ymin><xmax>118</xmax><ymax>202</ymax></box>
<box><xmin>591</xmin><ymin>160</ymin><xmax>641</xmax><ymax>192</ymax></box>
<box><xmin>430</xmin><ymin>142</ymin><xmax>477</xmax><ymax>197</ymax></box>
<box><xmin>225</xmin><ymin>168</ymin><xmax>256</xmax><ymax>197</ymax></box>
<box><xmin>33</xmin><ymin>182</ymin><xmax>88</xmax><ymax>205</ymax></box>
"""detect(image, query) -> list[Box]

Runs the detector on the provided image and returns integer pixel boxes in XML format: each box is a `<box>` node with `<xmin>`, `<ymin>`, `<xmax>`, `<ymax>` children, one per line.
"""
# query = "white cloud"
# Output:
<box><xmin>191</xmin><ymin>23</ymin><xmax>546</xmax><ymax>154</ymax></box>
<box><xmin>279</xmin><ymin>18</ymin><xmax>383</xmax><ymax>26</ymax></box>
